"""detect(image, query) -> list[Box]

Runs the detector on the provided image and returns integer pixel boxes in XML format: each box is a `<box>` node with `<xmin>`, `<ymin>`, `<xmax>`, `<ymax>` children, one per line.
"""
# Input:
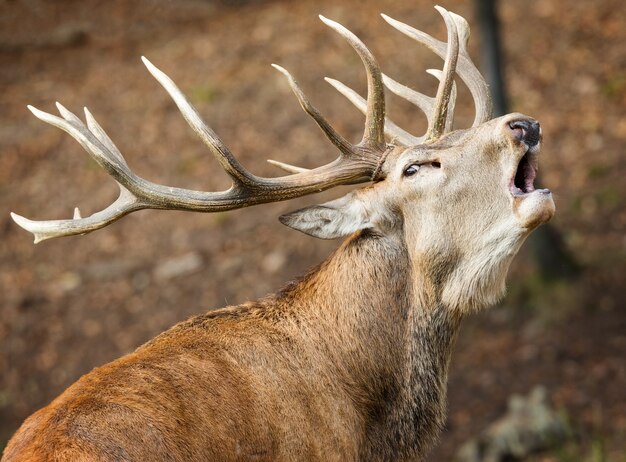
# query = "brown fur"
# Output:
<box><xmin>4</xmin><ymin>233</ymin><xmax>455</xmax><ymax>461</ymax></box>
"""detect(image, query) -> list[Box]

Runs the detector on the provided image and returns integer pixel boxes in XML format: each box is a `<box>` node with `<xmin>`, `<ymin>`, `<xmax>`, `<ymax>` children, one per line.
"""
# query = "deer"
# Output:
<box><xmin>3</xmin><ymin>6</ymin><xmax>554</xmax><ymax>462</ymax></box>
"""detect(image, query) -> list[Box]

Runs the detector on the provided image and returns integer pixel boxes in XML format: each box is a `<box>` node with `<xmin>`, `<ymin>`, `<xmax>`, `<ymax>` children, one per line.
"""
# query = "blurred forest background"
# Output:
<box><xmin>0</xmin><ymin>0</ymin><xmax>624</xmax><ymax>460</ymax></box>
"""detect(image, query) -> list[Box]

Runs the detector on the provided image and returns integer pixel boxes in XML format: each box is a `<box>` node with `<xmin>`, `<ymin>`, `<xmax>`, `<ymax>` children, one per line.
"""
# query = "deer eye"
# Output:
<box><xmin>403</xmin><ymin>164</ymin><xmax>421</xmax><ymax>177</ymax></box>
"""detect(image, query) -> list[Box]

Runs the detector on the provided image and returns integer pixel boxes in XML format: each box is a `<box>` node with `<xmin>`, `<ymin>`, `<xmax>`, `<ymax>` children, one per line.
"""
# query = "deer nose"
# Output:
<box><xmin>508</xmin><ymin>120</ymin><xmax>541</xmax><ymax>147</ymax></box>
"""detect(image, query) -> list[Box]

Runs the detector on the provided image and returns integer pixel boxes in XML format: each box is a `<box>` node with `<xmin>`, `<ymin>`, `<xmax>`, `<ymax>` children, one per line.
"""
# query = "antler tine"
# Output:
<box><xmin>148</xmin><ymin>58</ymin><xmax>322</xmax><ymax>183</ymax></box>
<box><xmin>28</xmin><ymin>104</ymin><xmax>134</xmax><ymax>185</ymax></box>
<box><xmin>84</xmin><ymin>107</ymin><xmax>128</xmax><ymax>167</ymax></box>
<box><xmin>14</xmin><ymin>104</ymin><xmax>152</xmax><ymax>242</ymax></box>
<box><xmin>319</xmin><ymin>15</ymin><xmax>386</xmax><ymax>150</ymax></box>
<box><xmin>270</xmin><ymin>64</ymin><xmax>354</xmax><ymax>158</ymax></box>
<box><xmin>382</xmin><ymin>74</ymin><xmax>433</xmax><ymax>120</ymax></box>
<box><xmin>381</xmin><ymin>9</ymin><xmax>492</xmax><ymax>127</ymax></box>
<box><xmin>141</xmin><ymin>57</ymin><xmax>256</xmax><ymax>189</ymax></box>
<box><xmin>426</xmin><ymin>69</ymin><xmax>457</xmax><ymax>132</ymax></box>
<box><xmin>447</xmin><ymin>11</ymin><xmax>491</xmax><ymax>125</ymax></box>
<box><xmin>266</xmin><ymin>159</ymin><xmax>310</xmax><ymax>174</ymax></box>
<box><xmin>325</xmin><ymin>68</ymin><xmax>457</xmax><ymax>145</ymax></box>
<box><xmin>59</xmin><ymin>104</ymin><xmax>129</xmax><ymax>172</ymax></box>
<box><xmin>324</xmin><ymin>77</ymin><xmax>420</xmax><ymax>146</ymax></box>
<box><xmin>425</xmin><ymin>6</ymin><xmax>459</xmax><ymax>141</ymax></box>
<box><xmin>382</xmin><ymin>71</ymin><xmax>457</xmax><ymax>137</ymax></box>
<box><xmin>11</xmin><ymin>187</ymin><xmax>141</xmax><ymax>244</ymax></box>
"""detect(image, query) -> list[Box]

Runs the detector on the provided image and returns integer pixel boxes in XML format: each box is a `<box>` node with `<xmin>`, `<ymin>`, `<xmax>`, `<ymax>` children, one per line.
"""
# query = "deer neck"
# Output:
<box><xmin>283</xmin><ymin>231</ymin><xmax>463</xmax><ymax>459</ymax></box>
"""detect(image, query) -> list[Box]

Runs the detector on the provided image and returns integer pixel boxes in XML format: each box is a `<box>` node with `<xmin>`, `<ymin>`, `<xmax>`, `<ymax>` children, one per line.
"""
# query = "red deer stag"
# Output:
<box><xmin>4</xmin><ymin>6</ymin><xmax>554</xmax><ymax>461</ymax></box>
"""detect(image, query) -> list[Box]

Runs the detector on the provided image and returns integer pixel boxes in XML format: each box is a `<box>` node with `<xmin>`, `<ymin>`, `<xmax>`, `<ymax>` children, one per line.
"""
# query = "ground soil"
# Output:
<box><xmin>1</xmin><ymin>0</ymin><xmax>624</xmax><ymax>460</ymax></box>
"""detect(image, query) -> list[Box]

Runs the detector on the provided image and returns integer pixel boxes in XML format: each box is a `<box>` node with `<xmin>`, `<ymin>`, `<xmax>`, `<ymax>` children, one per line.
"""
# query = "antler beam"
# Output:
<box><xmin>11</xmin><ymin>16</ymin><xmax>388</xmax><ymax>243</ymax></box>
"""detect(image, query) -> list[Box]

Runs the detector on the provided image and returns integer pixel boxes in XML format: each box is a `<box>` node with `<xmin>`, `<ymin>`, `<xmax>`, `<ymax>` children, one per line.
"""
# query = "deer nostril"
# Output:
<box><xmin>508</xmin><ymin>120</ymin><xmax>541</xmax><ymax>147</ymax></box>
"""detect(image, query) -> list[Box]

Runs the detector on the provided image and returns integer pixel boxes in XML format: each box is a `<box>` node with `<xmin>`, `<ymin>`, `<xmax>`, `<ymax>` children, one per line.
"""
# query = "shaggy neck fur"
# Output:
<box><xmin>279</xmin><ymin>230</ymin><xmax>466</xmax><ymax>460</ymax></box>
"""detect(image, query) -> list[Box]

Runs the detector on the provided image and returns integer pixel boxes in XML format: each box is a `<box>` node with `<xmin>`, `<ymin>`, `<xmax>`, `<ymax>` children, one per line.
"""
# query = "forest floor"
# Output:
<box><xmin>1</xmin><ymin>0</ymin><xmax>624</xmax><ymax>460</ymax></box>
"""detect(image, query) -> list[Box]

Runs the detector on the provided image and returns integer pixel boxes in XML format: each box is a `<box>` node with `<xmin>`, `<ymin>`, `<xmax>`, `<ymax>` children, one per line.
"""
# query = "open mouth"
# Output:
<box><xmin>509</xmin><ymin>147</ymin><xmax>539</xmax><ymax>196</ymax></box>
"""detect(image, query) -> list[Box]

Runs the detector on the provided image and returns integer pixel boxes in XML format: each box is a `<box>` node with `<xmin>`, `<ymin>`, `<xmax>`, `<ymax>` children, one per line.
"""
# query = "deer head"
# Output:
<box><xmin>283</xmin><ymin>111</ymin><xmax>553</xmax><ymax>312</ymax></box>
<box><xmin>11</xmin><ymin>7</ymin><xmax>554</xmax><ymax>312</ymax></box>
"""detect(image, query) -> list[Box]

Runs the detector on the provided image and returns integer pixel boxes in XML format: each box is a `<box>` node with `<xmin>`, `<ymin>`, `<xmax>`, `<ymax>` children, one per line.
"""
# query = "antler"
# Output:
<box><xmin>11</xmin><ymin>16</ymin><xmax>388</xmax><ymax>243</ymax></box>
<box><xmin>11</xmin><ymin>9</ymin><xmax>491</xmax><ymax>243</ymax></box>
<box><xmin>328</xmin><ymin>6</ymin><xmax>492</xmax><ymax>145</ymax></box>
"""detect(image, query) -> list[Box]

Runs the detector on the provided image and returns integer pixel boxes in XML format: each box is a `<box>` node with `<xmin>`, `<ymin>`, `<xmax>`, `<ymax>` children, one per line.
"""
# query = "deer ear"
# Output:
<box><xmin>279</xmin><ymin>194</ymin><xmax>371</xmax><ymax>239</ymax></box>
